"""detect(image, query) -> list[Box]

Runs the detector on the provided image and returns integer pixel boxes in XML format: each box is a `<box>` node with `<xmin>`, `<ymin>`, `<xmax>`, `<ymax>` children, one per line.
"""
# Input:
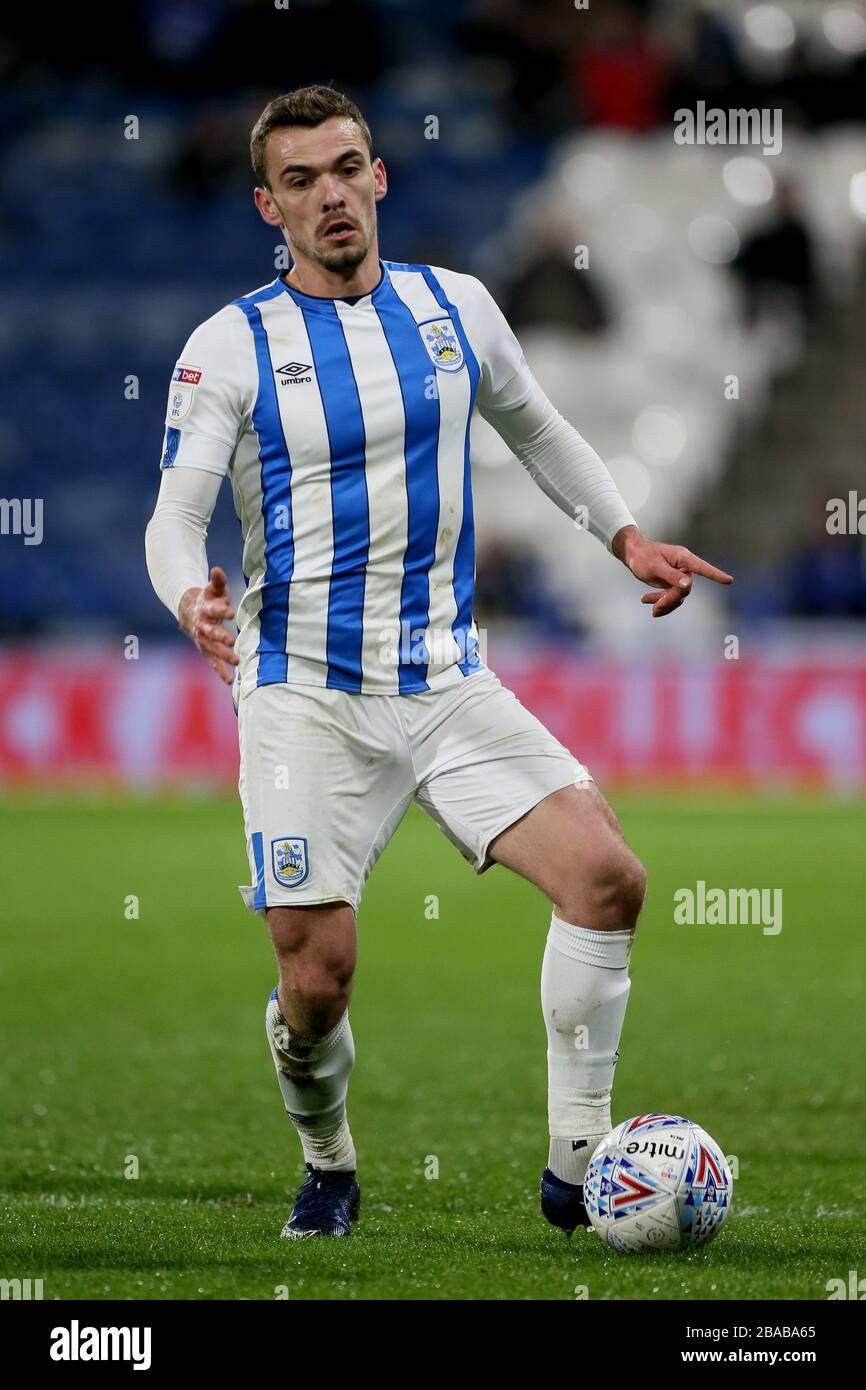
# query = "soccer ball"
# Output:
<box><xmin>584</xmin><ymin>1113</ymin><xmax>732</xmax><ymax>1253</ymax></box>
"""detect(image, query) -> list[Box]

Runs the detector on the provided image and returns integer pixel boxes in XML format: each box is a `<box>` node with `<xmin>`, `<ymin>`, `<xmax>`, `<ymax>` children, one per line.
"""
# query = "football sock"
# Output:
<box><xmin>541</xmin><ymin>912</ymin><xmax>634</xmax><ymax>1187</ymax></box>
<box><xmin>265</xmin><ymin>990</ymin><xmax>357</xmax><ymax>1173</ymax></box>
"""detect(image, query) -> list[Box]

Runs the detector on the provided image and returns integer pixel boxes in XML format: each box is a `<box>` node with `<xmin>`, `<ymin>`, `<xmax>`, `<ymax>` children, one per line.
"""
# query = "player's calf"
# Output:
<box><xmin>491</xmin><ymin>787</ymin><xmax>646</xmax><ymax>1230</ymax></box>
<box><xmin>540</xmin><ymin>909</ymin><xmax>635</xmax><ymax>1210</ymax></box>
<box><xmin>263</xmin><ymin>905</ymin><xmax>359</xmax><ymax>1233</ymax></box>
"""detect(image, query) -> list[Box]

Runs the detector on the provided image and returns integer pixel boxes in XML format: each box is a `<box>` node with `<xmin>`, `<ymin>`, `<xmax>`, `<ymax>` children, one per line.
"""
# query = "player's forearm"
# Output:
<box><xmin>519</xmin><ymin>419</ymin><xmax>637</xmax><ymax>549</ymax></box>
<box><xmin>145</xmin><ymin>508</ymin><xmax>208</xmax><ymax>621</ymax></box>
<box><xmin>144</xmin><ymin>468</ymin><xmax>220</xmax><ymax>621</ymax></box>
<box><xmin>486</xmin><ymin>380</ymin><xmax>636</xmax><ymax>550</ymax></box>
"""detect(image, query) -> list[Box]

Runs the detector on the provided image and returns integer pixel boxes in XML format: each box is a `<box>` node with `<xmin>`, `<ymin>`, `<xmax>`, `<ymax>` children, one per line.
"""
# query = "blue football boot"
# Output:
<box><xmin>280</xmin><ymin>1163</ymin><xmax>361</xmax><ymax>1240</ymax></box>
<box><xmin>540</xmin><ymin>1167</ymin><xmax>592</xmax><ymax>1236</ymax></box>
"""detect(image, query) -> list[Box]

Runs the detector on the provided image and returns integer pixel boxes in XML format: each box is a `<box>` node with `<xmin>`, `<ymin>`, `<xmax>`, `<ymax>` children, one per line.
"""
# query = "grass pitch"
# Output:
<box><xmin>1</xmin><ymin>789</ymin><xmax>864</xmax><ymax>1300</ymax></box>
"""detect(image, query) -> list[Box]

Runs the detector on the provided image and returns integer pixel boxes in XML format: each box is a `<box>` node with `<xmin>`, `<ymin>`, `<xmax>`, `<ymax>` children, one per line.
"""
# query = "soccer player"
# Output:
<box><xmin>145</xmin><ymin>86</ymin><xmax>733</xmax><ymax>1240</ymax></box>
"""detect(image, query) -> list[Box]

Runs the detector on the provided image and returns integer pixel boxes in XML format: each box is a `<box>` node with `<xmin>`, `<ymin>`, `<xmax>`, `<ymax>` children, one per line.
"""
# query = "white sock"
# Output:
<box><xmin>541</xmin><ymin>912</ymin><xmax>634</xmax><ymax>1186</ymax></box>
<box><xmin>265</xmin><ymin>991</ymin><xmax>357</xmax><ymax>1172</ymax></box>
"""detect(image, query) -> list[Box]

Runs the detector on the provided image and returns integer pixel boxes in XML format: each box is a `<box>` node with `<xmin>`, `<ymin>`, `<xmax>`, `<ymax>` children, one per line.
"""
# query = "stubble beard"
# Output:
<box><xmin>316</xmin><ymin>237</ymin><xmax>370</xmax><ymax>274</ymax></box>
<box><xmin>289</xmin><ymin>215</ymin><xmax>374</xmax><ymax>279</ymax></box>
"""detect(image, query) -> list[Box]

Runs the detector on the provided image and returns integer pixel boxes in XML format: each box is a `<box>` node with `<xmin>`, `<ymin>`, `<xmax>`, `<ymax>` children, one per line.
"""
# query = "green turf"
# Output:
<box><xmin>1</xmin><ymin>790</ymin><xmax>864</xmax><ymax>1300</ymax></box>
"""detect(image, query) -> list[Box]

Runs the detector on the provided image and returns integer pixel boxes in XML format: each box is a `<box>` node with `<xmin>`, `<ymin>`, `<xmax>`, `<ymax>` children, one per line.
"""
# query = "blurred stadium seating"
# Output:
<box><xmin>1</xmin><ymin>0</ymin><xmax>865</xmax><ymax>785</ymax></box>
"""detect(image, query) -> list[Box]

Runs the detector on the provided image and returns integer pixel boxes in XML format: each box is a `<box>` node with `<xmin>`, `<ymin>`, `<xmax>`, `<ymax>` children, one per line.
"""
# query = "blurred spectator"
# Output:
<box><xmin>730</xmin><ymin>179</ymin><xmax>817</xmax><ymax>327</ymax></box>
<box><xmin>502</xmin><ymin>216</ymin><xmax>611</xmax><ymax>334</ymax></box>
<box><xmin>567</xmin><ymin>0</ymin><xmax>669</xmax><ymax>132</ymax></box>
<box><xmin>457</xmin><ymin>0</ymin><xmax>572</xmax><ymax>135</ymax></box>
<box><xmin>780</xmin><ymin>34</ymin><xmax>866</xmax><ymax>129</ymax></box>
<box><xmin>783</xmin><ymin>507</ymin><xmax>866</xmax><ymax>619</ymax></box>
<box><xmin>666</xmin><ymin>2</ymin><xmax>749</xmax><ymax>117</ymax></box>
<box><xmin>683</xmin><ymin>1</ymin><xmax>742</xmax><ymax>90</ymax></box>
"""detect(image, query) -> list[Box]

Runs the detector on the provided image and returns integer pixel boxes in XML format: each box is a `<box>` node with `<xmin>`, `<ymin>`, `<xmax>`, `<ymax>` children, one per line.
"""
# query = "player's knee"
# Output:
<box><xmin>562</xmin><ymin>848</ymin><xmax>646</xmax><ymax>931</ymax></box>
<box><xmin>277</xmin><ymin>944</ymin><xmax>354</xmax><ymax>997</ymax></box>
<box><xmin>289</xmin><ymin>962</ymin><xmax>352</xmax><ymax>1021</ymax></box>
<box><xmin>267</xmin><ymin>905</ymin><xmax>356</xmax><ymax>1026</ymax></box>
<box><xmin>275</xmin><ymin>954</ymin><xmax>354</xmax><ymax>1037</ymax></box>
<box><xmin>619</xmin><ymin>852</ymin><xmax>647</xmax><ymax>927</ymax></box>
<box><xmin>598</xmin><ymin>850</ymin><xmax>646</xmax><ymax>931</ymax></box>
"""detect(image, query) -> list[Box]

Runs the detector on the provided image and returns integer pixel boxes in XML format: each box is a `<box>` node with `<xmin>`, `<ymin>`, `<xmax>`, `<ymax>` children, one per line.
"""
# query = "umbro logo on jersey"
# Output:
<box><xmin>277</xmin><ymin>361</ymin><xmax>313</xmax><ymax>384</ymax></box>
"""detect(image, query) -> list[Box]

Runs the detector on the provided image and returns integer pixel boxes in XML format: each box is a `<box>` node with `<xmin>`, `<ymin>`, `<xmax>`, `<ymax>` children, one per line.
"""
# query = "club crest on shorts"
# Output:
<box><xmin>272</xmin><ymin>836</ymin><xmax>310</xmax><ymax>888</ymax></box>
<box><xmin>419</xmin><ymin>317</ymin><xmax>464</xmax><ymax>372</ymax></box>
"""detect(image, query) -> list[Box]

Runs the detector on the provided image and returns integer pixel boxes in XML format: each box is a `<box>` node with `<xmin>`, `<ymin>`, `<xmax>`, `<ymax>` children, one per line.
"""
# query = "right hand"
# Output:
<box><xmin>178</xmin><ymin>565</ymin><xmax>239</xmax><ymax>686</ymax></box>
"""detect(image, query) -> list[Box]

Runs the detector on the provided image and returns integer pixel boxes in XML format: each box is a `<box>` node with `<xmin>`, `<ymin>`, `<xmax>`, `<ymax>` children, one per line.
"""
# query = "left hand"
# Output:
<box><xmin>612</xmin><ymin>526</ymin><xmax>733</xmax><ymax>617</ymax></box>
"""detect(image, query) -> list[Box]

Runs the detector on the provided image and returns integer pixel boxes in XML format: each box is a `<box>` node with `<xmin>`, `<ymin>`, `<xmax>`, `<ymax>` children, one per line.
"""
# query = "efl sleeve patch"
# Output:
<box><xmin>167</xmin><ymin>364</ymin><xmax>203</xmax><ymax>422</ymax></box>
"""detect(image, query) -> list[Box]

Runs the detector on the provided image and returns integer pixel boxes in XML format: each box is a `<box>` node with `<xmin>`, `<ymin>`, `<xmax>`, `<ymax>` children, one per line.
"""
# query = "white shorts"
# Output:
<box><xmin>237</xmin><ymin>666</ymin><xmax>591</xmax><ymax>914</ymax></box>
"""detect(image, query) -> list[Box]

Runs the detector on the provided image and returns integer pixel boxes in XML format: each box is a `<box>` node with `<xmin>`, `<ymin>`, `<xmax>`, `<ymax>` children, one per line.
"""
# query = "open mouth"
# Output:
<box><xmin>322</xmin><ymin>220</ymin><xmax>358</xmax><ymax>242</ymax></box>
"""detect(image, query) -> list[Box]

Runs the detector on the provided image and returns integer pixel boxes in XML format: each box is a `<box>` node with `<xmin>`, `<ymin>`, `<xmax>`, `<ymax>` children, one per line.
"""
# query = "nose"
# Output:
<box><xmin>320</xmin><ymin>175</ymin><xmax>345</xmax><ymax>208</ymax></box>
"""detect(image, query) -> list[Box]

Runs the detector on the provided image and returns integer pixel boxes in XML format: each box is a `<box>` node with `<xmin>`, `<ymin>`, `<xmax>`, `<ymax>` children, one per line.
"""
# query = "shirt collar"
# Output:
<box><xmin>276</xmin><ymin>259</ymin><xmax>389</xmax><ymax>311</ymax></box>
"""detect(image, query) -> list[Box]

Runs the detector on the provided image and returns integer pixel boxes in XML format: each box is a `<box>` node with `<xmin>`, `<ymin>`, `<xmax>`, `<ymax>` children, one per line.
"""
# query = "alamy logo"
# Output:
<box><xmin>0</xmin><ymin>1277</ymin><xmax>43</xmax><ymax>1299</ymax></box>
<box><xmin>674</xmin><ymin>881</ymin><xmax>782</xmax><ymax>935</ymax></box>
<box><xmin>49</xmin><ymin>1321</ymin><xmax>152</xmax><ymax>1370</ymax></box>
<box><xmin>826</xmin><ymin>1269</ymin><xmax>866</xmax><ymax>1299</ymax></box>
<box><xmin>0</xmin><ymin>497</ymin><xmax>43</xmax><ymax>545</ymax></box>
<box><xmin>674</xmin><ymin>102</ymin><xmax>782</xmax><ymax>156</ymax></box>
<box><xmin>826</xmin><ymin>491</ymin><xmax>866</xmax><ymax>534</ymax></box>
<box><xmin>377</xmin><ymin>621</ymin><xmax>486</xmax><ymax>669</ymax></box>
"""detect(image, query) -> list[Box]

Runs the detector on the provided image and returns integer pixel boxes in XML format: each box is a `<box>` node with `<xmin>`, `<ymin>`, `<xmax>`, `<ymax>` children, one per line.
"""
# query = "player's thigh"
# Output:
<box><xmin>487</xmin><ymin>780</ymin><xmax>637</xmax><ymax>900</ymax></box>
<box><xmin>237</xmin><ymin>683</ymin><xmax>414</xmax><ymax>916</ymax></box>
<box><xmin>411</xmin><ymin>668</ymin><xmax>589</xmax><ymax>875</ymax></box>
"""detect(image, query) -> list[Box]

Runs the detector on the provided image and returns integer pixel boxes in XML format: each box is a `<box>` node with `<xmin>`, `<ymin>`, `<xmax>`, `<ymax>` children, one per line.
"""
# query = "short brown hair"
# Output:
<box><xmin>250</xmin><ymin>85</ymin><xmax>373</xmax><ymax>188</ymax></box>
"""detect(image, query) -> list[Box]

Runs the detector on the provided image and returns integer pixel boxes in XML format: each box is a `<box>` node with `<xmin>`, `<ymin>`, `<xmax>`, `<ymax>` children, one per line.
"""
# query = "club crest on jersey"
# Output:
<box><xmin>419</xmin><ymin>317</ymin><xmax>464</xmax><ymax>372</ymax></box>
<box><xmin>272</xmin><ymin>836</ymin><xmax>310</xmax><ymax>888</ymax></box>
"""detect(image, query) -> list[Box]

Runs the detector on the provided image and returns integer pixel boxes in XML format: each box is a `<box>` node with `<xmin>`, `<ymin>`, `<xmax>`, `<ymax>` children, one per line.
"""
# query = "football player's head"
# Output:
<box><xmin>252</xmin><ymin>85</ymin><xmax>386</xmax><ymax>278</ymax></box>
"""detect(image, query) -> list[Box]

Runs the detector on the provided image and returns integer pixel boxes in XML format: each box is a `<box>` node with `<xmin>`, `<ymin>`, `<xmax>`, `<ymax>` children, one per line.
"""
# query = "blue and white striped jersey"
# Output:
<box><xmin>160</xmin><ymin>260</ymin><xmax>537</xmax><ymax>697</ymax></box>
